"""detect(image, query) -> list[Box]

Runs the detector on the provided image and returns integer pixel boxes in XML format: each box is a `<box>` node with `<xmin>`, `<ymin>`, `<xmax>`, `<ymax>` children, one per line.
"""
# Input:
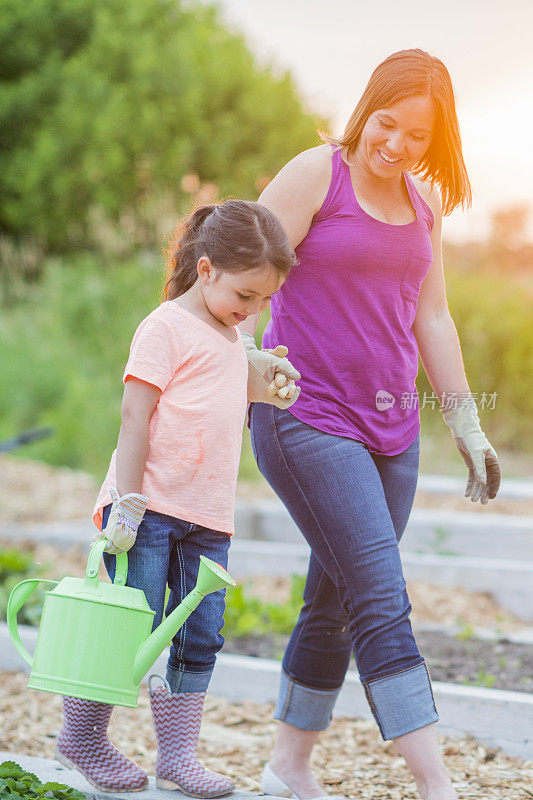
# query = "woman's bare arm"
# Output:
<box><xmin>239</xmin><ymin>145</ymin><xmax>332</xmax><ymax>338</ymax></box>
<box><xmin>413</xmin><ymin>188</ymin><xmax>470</xmax><ymax>399</ymax></box>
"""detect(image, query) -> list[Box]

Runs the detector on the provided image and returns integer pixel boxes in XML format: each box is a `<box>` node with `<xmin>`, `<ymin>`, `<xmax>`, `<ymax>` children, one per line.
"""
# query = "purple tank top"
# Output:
<box><xmin>262</xmin><ymin>146</ymin><xmax>434</xmax><ymax>455</ymax></box>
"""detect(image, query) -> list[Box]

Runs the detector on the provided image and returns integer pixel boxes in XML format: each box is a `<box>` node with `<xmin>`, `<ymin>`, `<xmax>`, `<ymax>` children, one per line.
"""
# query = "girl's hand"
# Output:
<box><xmin>442</xmin><ymin>397</ymin><xmax>501</xmax><ymax>504</ymax></box>
<box><xmin>93</xmin><ymin>488</ymin><xmax>149</xmax><ymax>554</ymax></box>
<box><xmin>242</xmin><ymin>334</ymin><xmax>301</xmax><ymax>408</ymax></box>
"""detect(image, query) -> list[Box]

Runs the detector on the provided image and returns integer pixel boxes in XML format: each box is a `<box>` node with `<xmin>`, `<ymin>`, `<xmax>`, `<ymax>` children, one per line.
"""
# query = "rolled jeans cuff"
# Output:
<box><xmin>274</xmin><ymin>670</ymin><xmax>342</xmax><ymax>731</ymax></box>
<box><xmin>363</xmin><ymin>662</ymin><xmax>439</xmax><ymax>740</ymax></box>
<box><xmin>166</xmin><ymin>664</ymin><xmax>213</xmax><ymax>694</ymax></box>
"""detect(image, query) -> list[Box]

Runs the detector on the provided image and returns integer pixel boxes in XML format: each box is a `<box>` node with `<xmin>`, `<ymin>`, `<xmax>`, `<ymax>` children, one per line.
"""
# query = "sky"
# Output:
<box><xmin>206</xmin><ymin>0</ymin><xmax>533</xmax><ymax>243</ymax></box>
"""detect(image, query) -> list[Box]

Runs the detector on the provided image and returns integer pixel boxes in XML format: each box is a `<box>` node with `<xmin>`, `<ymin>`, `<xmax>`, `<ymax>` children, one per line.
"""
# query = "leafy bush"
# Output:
<box><xmin>0</xmin><ymin>761</ymin><xmax>86</xmax><ymax>800</ymax></box>
<box><xmin>0</xmin><ymin>0</ymin><xmax>321</xmax><ymax>253</ymax></box>
<box><xmin>0</xmin><ymin>547</ymin><xmax>48</xmax><ymax>626</ymax></box>
<box><xmin>417</xmin><ymin>268</ymin><xmax>533</xmax><ymax>449</ymax></box>
<box><xmin>223</xmin><ymin>576</ymin><xmax>305</xmax><ymax>638</ymax></box>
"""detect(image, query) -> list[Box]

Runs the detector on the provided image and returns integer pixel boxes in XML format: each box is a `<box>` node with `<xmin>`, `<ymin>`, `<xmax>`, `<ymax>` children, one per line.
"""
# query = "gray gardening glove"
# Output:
<box><xmin>242</xmin><ymin>333</ymin><xmax>301</xmax><ymax>409</ymax></box>
<box><xmin>442</xmin><ymin>396</ymin><xmax>501</xmax><ymax>504</ymax></box>
<box><xmin>93</xmin><ymin>487</ymin><xmax>149</xmax><ymax>554</ymax></box>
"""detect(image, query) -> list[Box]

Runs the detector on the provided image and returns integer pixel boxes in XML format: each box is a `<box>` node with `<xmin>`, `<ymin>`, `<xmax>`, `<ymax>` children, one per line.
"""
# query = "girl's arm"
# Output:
<box><xmin>115</xmin><ymin>378</ymin><xmax>161</xmax><ymax>495</ymax></box>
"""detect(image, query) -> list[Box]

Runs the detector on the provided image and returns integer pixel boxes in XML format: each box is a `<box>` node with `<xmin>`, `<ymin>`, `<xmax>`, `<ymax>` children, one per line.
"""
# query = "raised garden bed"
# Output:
<box><xmin>222</xmin><ymin>630</ymin><xmax>533</xmax><ymax>694</ymax></box>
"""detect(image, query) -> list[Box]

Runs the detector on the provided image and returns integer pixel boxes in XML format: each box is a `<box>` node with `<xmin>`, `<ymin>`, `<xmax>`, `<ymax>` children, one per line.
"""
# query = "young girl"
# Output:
<box><xmin>55</xmin><ymin>200</ymin><xmax>299</xmax><ymax>798</ymax></box>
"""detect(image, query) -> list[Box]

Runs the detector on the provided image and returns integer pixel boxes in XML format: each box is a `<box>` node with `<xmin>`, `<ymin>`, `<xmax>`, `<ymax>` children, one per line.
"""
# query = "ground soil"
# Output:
<box><xmin>223</xmin><ymin>631</ymin><xmax>533</xmax><ymax>695</ymax></box>
<box><xmin>1</xmin><ymin>672</ymin><xmax>532</xmax><ymax>800</ymax></box>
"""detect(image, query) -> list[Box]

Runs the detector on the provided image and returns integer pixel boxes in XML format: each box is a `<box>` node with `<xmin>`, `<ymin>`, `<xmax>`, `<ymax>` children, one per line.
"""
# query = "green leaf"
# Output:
<box><xmin>0</xmin><ymin>765</ymin><xmax>24</xmax><ymax>780</ymax></box>
<box><xmin>0</xmin><ymin>765</ymin><xmax>85</xmax><ymax>800</ymax></box>
<box><xmin>41</xmin><ymin>785</ymin><xmax>86</xmax><ymax>800</ymax></box>
<box><xmin>41</xmin><ymin>784</ymin><xmax>85</xmax><ymax>797</ymax></box>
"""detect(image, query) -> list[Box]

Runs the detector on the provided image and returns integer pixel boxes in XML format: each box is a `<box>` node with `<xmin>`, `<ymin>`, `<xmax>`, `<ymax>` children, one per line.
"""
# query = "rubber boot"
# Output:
<box><xmin>56</xmin><ymin>696</ymin><xmax>148</xmax><ymax>792</ymax></box>
<box><xmin>149</xmin><ymin>679</ymin><xmax>234</xmax><ymax>798</ymax></box>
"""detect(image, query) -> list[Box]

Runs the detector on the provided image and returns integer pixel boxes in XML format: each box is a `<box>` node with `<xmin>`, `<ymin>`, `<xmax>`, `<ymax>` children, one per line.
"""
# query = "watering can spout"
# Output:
<box><xmin>132</xmin><ymin>555</ymin><xmax>235</xmax><ymax>684</ymax></box>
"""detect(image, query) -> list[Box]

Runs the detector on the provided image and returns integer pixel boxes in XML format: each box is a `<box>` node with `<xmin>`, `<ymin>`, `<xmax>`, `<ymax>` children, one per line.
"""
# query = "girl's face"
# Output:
<box><xmin>357</xmin><ymin>94</ymin><xmax>435</xmax><ymax>178</ymax></box>
<box><xmin>199</xmin><ymin>260</ymin><xmax>285</xmax><ymax>327</ymax></box>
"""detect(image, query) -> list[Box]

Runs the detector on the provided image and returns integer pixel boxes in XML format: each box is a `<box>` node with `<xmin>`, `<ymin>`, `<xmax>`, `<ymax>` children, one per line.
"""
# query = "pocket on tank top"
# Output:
<box><xmin>400</xmin><ymin>248</ymin><xmax>433</xmax><ymax>303</ymax></box>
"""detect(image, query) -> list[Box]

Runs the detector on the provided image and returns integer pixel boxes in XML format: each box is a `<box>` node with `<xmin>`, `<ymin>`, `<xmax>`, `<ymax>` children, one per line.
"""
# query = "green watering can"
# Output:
<box><xmin>7</xmin><ymin>539</ymin><xmax>235</xmax><ymax>707</ymax></box>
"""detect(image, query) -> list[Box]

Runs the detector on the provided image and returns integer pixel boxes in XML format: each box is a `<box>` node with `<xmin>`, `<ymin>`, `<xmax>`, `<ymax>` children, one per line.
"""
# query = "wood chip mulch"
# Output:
<box><xmin>1</xmin><ymin>672</ymin><xmax>532</xmax><ymax>799</ymax></box>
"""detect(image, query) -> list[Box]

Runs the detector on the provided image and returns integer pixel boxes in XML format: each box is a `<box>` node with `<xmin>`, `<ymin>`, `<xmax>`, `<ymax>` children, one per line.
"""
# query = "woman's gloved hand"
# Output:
<box><xmin>242</xmin><ymin>333</ymin><xmax>301</xmax><ymax>409</ymax></box>
<box><xmin>441</xmin><ymin>396</ymin><xmax>501</xmax><ymax>504</ymax></box>
<box><xmin>93</xmin><ymin>487</ymin><xmax>149</xmax><ymax>554</ymax></box>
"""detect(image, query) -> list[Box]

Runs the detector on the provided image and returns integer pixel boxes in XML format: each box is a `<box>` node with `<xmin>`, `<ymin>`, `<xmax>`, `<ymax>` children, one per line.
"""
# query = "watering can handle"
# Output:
<box><xmin>86</xmin><ymin>539</ymin><xmax>128</xmax><ymax>585</ymax></box>
<box><xmin>7</xmin><ymin>578</ymin><xmax>58</xmax><ymax>666</ymax></box>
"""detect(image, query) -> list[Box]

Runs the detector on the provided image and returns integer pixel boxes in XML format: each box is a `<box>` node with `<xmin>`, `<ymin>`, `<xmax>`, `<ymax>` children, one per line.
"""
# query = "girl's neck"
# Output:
<box><xmin>173</xmin><ymin>284</ymin><xmax>236</xmax><ymax>341</ymax></box>
<box><xmin>174</xmin><ymin>283</ymin><xmax>207</xmax><ymax>317</ymax></box>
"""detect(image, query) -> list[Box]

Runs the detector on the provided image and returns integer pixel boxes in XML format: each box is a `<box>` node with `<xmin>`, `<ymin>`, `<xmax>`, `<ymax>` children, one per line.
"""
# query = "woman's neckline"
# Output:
<box><xmin>169</xmin><ymin>301</ymin><xmax>239</xmax><ymax>345</ymax></box>
<box><xmin>340</xmin><ymin>152</ymin><xmax>419</xmax><ymax>229</ymax></box>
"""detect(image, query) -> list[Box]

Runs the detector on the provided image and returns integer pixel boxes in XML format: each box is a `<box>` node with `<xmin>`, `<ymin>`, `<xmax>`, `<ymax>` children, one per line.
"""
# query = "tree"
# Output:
<box><xmin>0</xmin><ymin>0</ymin><xmax>323</xmax><ymax>251</ymax></box>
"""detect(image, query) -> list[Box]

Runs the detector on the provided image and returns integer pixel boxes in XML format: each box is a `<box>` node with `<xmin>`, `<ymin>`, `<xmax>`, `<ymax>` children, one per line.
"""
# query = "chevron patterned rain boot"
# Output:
<box><xmin>149</xmin><ymin>679</ymin><xmax>234</xmax><ymax>798</ymax></box>
<box><xmin>56</xmin><ymin>696</ymin><xmax>148</xmax><ymax>792</ymax></box>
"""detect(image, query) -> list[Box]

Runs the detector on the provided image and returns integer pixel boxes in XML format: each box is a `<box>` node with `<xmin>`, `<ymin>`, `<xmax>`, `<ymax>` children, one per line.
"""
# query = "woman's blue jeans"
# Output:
<box><xmin>250</xmin><ymin>403</ymin><xmax>438</xmax><ymax>740</ymax></box>
<box><xmin>102</xmin><ymin>506</ymin><xmax>230</xmax><ymax>694</ymax></box>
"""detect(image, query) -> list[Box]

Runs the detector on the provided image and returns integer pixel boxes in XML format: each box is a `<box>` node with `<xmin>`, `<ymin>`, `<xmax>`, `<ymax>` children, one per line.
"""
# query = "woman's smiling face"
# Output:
<box><xmin>357</xmin><ymin>94</ymin><xmax>435</xmax><ymax>178</ymax></box>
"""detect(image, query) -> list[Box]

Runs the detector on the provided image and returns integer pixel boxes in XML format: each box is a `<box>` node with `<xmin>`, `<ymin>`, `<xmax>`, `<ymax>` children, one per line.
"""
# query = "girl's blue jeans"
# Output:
<box><xmin>102</xmin><ymin>506</ymin><xmax>230</xmax><ymax>694</ymax></box>
<box><xmin>250</xmin><ymin>402</ymin><xmax>438</xmax><ymax>740</ymax></box>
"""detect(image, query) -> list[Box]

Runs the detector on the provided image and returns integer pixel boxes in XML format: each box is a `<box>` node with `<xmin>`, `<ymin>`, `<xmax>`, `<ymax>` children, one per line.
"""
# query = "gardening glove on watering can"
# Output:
<box><xmin>442</xmin><ymin>396</ymin><xmax>501</xmax><ymax>504</ymax></box>
<box><xmin>93</xmin><ymin>488</ymin><xmax>149</xmax><ymax>554</ymax></box>
<box><xmin>242</xmin><ymin>332</ymin><xmax>301</xmax><ymax>408</ymax></box>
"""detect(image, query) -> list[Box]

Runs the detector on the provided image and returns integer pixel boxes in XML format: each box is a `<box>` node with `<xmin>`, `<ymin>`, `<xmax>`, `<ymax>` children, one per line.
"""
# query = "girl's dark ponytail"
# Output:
<box><xmin>164</xmin><ymin>205</ymin><xmax>216</xmax><ymax>300</ymax></box>
<box><xmin>163</xmin><ymin>200</ymin><xmax>294</xmax><ymax>300</ymax></box>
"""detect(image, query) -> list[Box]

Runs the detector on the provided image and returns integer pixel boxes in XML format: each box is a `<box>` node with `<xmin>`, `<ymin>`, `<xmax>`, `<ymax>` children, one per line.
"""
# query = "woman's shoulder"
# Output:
<box><xmin>282</xmin><ymin>144</ymin><xmax>332</xmax><ymax>179</ymax></box>
<box><xmin>408</xmin><ymin>173</ymin><xmax>442</xmax><ymax>220</ymax></box>
<box><xmin>260</xmin><ymin>145</ymin><xmax>333</xmax><ymax>223</ymax></box>
<box><xmin>271</xmin><ymin>144</ymin><xmax>332</xmax><ymax>190</ymax></box>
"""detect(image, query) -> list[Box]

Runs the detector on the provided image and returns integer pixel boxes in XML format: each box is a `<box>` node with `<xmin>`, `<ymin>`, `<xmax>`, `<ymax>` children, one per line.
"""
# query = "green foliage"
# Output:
<box><xmin>417</xmin><ymin>267</ymin><xmax>533</xmax><ymax>451</ymax></box>
<box><xmin>455</xmin><ymin>620</ymin><xmax>475</xmax><ymax>640</ymax></box>
<box><xmin>473</xmin><ymin>669</ymin><xmax>496</xmax><ymax>689</ymax></box>
<box><xmin>0</xmin><ymin>254</ymin><xmax>163</xmax><ymax>475</ymax></box>
<box><xmin>1</xmin><ymin>254</ymin><xmax>532</xmax><ymax>479</ymax></box>
<box><xmin>223</xmin><ymin>575</ymin><xmax>305</xmax><ymax>638</ymax></box>
<box><xmin>0</xmin><ymin>761</ymin><xmax>86</xmax><ymax>800</ymax></box>
<box><xmin>428</xmin><ymin>527</ymin><xmax>456</xmax><ymax>557</ymax></box>
<box><xmin>0</xmin><ymin>548</ymin><xmax>48</xmax><ymax>625</ymax></box>
<box><xmin>0</xmin><ymin>0</ymin><xmax>321</xmax><ymax>252</ymax></box>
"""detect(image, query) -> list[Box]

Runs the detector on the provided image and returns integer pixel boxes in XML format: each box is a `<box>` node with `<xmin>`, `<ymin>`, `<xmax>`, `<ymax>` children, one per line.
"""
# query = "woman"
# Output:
<box><xmin>240</xmin><ymin>49</ymin><xmax>501</xmax><ymax>800</ymax></box>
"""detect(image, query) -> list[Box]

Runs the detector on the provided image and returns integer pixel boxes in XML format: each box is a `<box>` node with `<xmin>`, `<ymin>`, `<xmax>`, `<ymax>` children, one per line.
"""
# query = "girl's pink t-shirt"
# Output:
<box><xmin>93</xmin><ymin>301</ymin><xmax>248</xmax><ymax>534</ymax></box>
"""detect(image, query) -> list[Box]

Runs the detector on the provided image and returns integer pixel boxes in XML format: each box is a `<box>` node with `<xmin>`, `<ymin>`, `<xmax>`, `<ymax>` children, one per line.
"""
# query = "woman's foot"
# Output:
<box><xmin>417</xmin><ymin>783</ymin><xmax>458</xmax><ymax>800</ymax></box>
<box><xmin>394</xmin><ymin>725</ymin><xmax>458</xmax><ymax>800</ymax></box>
<box><xmin>265</xmin><ymin>758</ymin><xmax>329</xmax><ymax>800</ymax></box>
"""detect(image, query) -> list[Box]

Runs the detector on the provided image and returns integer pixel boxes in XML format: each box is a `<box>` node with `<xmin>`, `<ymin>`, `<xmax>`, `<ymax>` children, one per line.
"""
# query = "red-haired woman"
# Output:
<box><xmin>241</xmin><ymin>49</ymin><xmax>501</xmax><ymax>800</ymax></box>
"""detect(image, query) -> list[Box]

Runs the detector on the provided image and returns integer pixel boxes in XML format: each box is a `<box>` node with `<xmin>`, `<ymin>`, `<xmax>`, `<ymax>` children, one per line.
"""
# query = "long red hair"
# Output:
<box><xmin>323</xmin><ymin>49</ymin><xmax>471</xmax><ymax>215</ymax></box>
